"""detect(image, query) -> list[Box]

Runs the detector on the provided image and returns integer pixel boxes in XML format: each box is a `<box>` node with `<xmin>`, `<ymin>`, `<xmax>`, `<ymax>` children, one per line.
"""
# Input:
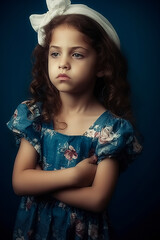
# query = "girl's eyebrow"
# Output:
<box><xmin>49</xmin><ymin>45</ymin><xmax>89</xmax><ymax>51</ymax></box>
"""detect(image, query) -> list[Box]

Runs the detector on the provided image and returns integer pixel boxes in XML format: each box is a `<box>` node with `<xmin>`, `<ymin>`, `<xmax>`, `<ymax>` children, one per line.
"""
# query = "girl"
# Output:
<box><xmin>7</xmin><ymin>0</ymin><xmax>142</xmax><ymax>239</ymax></box>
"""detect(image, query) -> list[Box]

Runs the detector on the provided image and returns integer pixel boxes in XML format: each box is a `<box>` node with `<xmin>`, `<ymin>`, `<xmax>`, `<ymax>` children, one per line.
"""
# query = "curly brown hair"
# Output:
<box><xmin>29</xmin><ymin>14</ymin><xmax>134</xmax><ymax>124</ymax></box>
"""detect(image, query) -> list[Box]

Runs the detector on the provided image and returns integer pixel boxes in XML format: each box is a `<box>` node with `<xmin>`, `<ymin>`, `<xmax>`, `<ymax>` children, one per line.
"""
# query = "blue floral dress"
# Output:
<box><xmin>7</xmin><ymin>101</ymin><xmax>142</xmax><ymax>240</ymax></box>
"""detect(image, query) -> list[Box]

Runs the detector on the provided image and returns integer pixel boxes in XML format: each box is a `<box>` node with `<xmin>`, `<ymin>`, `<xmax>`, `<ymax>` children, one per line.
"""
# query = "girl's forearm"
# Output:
<box><xmin>53</xmin><ymin>187</ymin><xmax>108</xmax><ymax>213</ymax></box>
<box><xmin>52</xmin><ymin>158</ymin><xmax>119</xmax><ymax>212</ymax></box>
<box><xmin>12</xmin><ymin>168</ymin><xmax>77</xmax><ymax>196</ymax></box>
<box><xmin>12</xmin><ymin>157</ymin><xmax>96</xmax><ymax>196</ymax></box>
<box><xmin>13</xmin><ymin>138</ymin><xmax>97</xmax><ymax>196</ymax></box>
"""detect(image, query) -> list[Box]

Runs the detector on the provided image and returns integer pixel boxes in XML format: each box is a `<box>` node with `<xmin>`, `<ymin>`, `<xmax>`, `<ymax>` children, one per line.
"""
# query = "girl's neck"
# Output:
<box><xmin>59</xmin><ymin>92</ymin><xmax>98</xmax><ymax>115</ymax></box>
<box><xmin>54</xmin><ymin>92</ymin><xmax>106</xmax><ymax>135</ymax></box>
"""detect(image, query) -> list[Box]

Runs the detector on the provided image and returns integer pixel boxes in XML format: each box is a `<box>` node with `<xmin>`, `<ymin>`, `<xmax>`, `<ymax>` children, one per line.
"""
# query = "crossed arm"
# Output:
<box><xmin>52</xmin><ymin>158</ymin><xmax>119</xmax><ymax>212</ymax></box>
<box><xmin>12</xmin><ymin>138</ymin><xmax>119</xmax><ymax>212</ymax></box>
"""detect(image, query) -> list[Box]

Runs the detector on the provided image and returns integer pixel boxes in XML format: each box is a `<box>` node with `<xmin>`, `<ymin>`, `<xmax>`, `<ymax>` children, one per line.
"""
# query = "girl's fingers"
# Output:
<box><xmin>88</xmin><ymin>155</ymin><xmax>97</xmax><ymax>164</ymax></box>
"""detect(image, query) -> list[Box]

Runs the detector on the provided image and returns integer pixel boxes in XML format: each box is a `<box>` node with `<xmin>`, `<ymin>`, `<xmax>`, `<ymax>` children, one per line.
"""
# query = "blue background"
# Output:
<box><xmin>1</xmin><ymin>0</ymin><xmax>160</xmax><ymax>239</ymax></box>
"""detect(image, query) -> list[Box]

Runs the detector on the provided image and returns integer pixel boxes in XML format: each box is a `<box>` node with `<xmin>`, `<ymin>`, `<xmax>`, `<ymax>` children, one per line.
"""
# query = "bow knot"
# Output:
<box><xmin>47</xmin><ymin>0</ymin><xmax>71</xmax><ymax>12</ymax></box>
<box><xmin>30</xmin><ymin>0</ymin><xmax>71</xmax><ymax>45</ymax></box>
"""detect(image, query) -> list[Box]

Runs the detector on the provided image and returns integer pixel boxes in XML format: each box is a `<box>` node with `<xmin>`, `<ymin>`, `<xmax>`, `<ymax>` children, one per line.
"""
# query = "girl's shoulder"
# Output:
<box><xmin>16</xmin><ymin>100</ymin><xmax>42</xmax><ymax>119</ymax></box>
<box><xmin>7</xmin><ymin>100</ymin><xmax>42</xmax><ymax>153</ymax></box>
<box><xmin>92</xmin><ymin>110</ymin><xmax>143</xmax><ymax>171</ymax></box>
<box><xmin>91</xmin><ymin>110</ymin><xmax>133</xmax><ymax>133</ymax></box>
<box><xmin>7</xmin><ymin>100</ymin><xmax>42</xmax><ymax>131</ymax></box>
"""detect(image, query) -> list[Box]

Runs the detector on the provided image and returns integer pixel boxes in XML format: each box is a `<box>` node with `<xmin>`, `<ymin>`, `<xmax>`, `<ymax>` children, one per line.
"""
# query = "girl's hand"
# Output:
<box><xmin>74</xmin><ymin>155</ymin><xmax>97</xmax><ymax>187</ymax></box>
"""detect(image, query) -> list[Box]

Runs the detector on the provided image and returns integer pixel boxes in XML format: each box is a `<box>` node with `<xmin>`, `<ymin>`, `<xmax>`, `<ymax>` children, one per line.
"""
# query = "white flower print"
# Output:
<box><xmin>70</xmin><ymin>212</ymin><xmax>77</xmax><ymax>222</ymax></box>
<box><xmin>12</xmin><ymin>114</ymin><xmax>21</xmax><ymax>127</ymax></box>
<box><xmin>88</xmin><ymin>224</ymin><xmax>98</xmax><ymax>240</ymax></box>
<box><xmin>97</xmin><ymin>126</ymin><xmax>120</xmax><ymax>144</ymax></box>
<box><xmin>14</xmin><ymin>229</ymin><xmax>25</xmax><ymax>240</ymax></box>
<box><xmin>58</xmin><ymin>202</ymin><xmax>66</xmax><ymax>209</ymax></box>
<box><xmin>41</xmin><ymin>156</ymin><xmax>52</xmax><ymax>170</ymax></box>
<box><xmin>34</xmin><ymin>143</ymin><xmax>41</xmax><ymax>153</ymax></box>
<box><xmin>84</xmin><ymin>129</ymin><xmax>96</xmax><ymax>138</ymax></box>
<box><xmin>12</xmin><ymin>128</ymin><xmax>21</xmax><ymax>134</ymax></box>
<box><xmin>94</xmin><ymin>125</ymin><xmax>100</xmax><ymax>131</ymax></box>
<box><xmin>43</xmin><ymin>128</ymin><xmax>56</xmax><ymax>137</ymax></box>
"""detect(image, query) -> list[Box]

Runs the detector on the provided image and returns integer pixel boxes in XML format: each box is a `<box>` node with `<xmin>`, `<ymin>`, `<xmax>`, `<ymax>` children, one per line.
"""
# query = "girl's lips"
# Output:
<box><xmin>57</xmin><ymin>74</ymin><xmax>70</xmax><ymax>80</ymax></box>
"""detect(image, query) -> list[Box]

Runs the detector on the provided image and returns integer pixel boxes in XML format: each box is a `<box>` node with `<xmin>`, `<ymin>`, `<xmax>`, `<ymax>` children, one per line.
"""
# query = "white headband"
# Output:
<box><xmin>29</xmin><ymin>0</ymin><xmax>120</xmax><ymax>48</ymax></box>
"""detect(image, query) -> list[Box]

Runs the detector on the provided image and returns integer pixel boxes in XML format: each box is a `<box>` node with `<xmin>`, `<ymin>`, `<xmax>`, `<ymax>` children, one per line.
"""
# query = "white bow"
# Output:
<box><xmin>30</xmin><ymin>0</ymin><xmax>71</xmax><ymax>45</ymax></box>
<box><xmin>29</xmin><ymin>0</ymin><xmax>120</xmax><ymax>48</ymax></box>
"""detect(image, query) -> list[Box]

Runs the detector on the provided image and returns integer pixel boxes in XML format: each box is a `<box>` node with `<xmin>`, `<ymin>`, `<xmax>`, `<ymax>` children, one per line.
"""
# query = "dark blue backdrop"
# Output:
<box><xmin>1</xmin><ymin>0</ymin><xmax>160</xmax><ymax>239</ymax></box>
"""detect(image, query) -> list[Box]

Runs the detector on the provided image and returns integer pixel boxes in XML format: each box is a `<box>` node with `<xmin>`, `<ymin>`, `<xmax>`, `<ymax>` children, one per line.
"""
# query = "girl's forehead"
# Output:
<box><xmin>50</xmin><ymin>24</ymin><xmax>91</xmax><ymax>47</ymax></box>
<box><xmin>51</xmin><ymin>24</ymin><xmax>82</xmax><ymax>37</ymax></box>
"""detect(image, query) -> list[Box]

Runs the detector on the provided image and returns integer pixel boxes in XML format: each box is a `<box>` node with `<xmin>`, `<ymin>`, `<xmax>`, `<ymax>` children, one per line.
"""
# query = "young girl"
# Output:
<box><xmin>7</xmin><ymin>0</ymin><xmax>142</xmax><ymax>239</ymax></box>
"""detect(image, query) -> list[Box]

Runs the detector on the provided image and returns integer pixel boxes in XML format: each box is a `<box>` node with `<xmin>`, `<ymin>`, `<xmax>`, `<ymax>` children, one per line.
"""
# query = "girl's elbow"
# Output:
<box><xmin>12</xmin><ymin>179</ymin><xmax>24</xmax><ymax>196</ymax></box>
<box><xmin>12</xmin><ymin>175</ymin><xmax>27</xmax><ymax>196</ymax></box>
<box><xmin>13</xmin><ymin>187</ymin><xmax>23</xmax><ymax>196</ymax></box>
<box><xmin>12</xmin><ymin>169</ymin><xmax>35</xmax><ymax>196</ymax></box>
<box><xmin>91</xmin><ymin>194</ymin><xmax>109</xmax><ymax>213</ymax></box>
<box><xmin>93</xmin><ymin>200</ymin><xmax>108</xmax><ymax>213</ymax></box>
<box><xmin>91</xmin><ymin>187</ymin><xmax>115</xmax><ymax>212</ymax></box>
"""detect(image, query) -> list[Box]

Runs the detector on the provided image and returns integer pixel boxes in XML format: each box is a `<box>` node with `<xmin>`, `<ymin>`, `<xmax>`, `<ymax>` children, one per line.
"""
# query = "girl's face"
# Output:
<box><xmin>48</xmin><ymin>24</ymin><xmax>100</xmax><ymax>95</ymax></box>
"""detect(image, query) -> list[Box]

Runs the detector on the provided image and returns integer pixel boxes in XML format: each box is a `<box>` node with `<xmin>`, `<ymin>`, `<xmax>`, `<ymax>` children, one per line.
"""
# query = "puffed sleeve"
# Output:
<box><xmin>7</xmin><ymin>101</ymin><xmax>42</xmax><ymax>156</ymax></box>
<box><xmin>95</xmin><ymin>118</ymin><xmax>142</xmax><ymax>171</ymax></box>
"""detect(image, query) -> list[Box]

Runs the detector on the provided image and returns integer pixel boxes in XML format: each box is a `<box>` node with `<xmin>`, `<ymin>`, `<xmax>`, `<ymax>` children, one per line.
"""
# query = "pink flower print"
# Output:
<box><xmin>27</xmin><ymin>230</ymin><xmax>34</xmax><ymax>239</ymax></box>
<box><xmin>75</xmin><ymin>220</ymin><xmax>85</xmax><ymax>238</ymax></box>
<box><xmin>94</xmin><ymin>131</ymin><xmax>100</xmax><ymax>138</ymax></box>
<box><xmin>13</xmin><ymin>109</ymin><xmax>18</xmax><ymax>119</ymax></box>
<box><xmin>25</xmin><ymin>197</ymin><xmax>33</xmax><ymax>211</ymax></box>
<box><xmin>70</xmin><ymin>213</ymin><xmax>85</xmax><ymax>238</ymax></box>
<box><xmin>64</xmin><ymin>145</ymin><xmax>78</xmax><ymax>161</ymax></box>
<box><xmin>33</xmin><ymin>123</ymin><xmax>41</xmax><ymax>132</ymax></box>
<box><xmin>98</xmin><ymin>126</ymin><xmax>115</xmax><ymax>144</ymax></box>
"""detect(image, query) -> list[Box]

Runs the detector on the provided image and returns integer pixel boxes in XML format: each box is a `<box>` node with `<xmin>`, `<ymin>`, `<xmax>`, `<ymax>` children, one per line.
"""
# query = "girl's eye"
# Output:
<box><xmin>51</xmin><ymin>52</ymin><xmax>60</xmax><ymax>58</ymax></box>
<box><xmin>72</xmin><ymin>53</ymin><xmax>84</xmax><ymax>59</ymax></box>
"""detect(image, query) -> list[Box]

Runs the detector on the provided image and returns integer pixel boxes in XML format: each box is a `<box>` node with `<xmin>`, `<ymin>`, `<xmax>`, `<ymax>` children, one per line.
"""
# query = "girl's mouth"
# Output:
<box><xmin>57</xmin><ymin>74</ymin><xmax>71</xmax><ymax>80</ymax></box>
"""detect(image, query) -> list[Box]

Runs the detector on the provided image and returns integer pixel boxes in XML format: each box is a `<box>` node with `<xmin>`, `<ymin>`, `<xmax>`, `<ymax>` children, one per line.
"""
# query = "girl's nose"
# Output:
<box><xmin>58</xmin><ymin>56</ymin><xmax>70</xmax><ymax>70</ymax></box>
<box><xmin>58</xmin><ymin>63</ymin><xmax>70</xmax><ymax>70</ymax></box>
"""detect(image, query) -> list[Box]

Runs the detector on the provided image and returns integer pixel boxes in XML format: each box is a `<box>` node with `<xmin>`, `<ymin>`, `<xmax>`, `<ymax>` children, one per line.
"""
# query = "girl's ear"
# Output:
<box><xmin>96</xmin><ymin>70</ymin><xmax>105</xmax><ymax>78</ymax></box>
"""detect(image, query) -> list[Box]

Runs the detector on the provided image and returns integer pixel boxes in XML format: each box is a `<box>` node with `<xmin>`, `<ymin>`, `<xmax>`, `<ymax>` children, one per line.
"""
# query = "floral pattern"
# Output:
<box><xmin>88</xmin><ymin>224</ymin><xmax>98</xmax><ymax>240</ymax></box>
<box><xmin>25</xmin><ymin>197</ymin><xmax>33</xmax><ymax>211</ymax></box>
<box><xmin>95</xmin><ymin>126</ymin><xmax>120</xmax><ymax>144</ymax></box>
<box><xmin>70</xmin><ymin>213</ymin><xmax>86</xmax><ymax>239</ymax></box>
<box><xmin>7</xmin><ymin>102</ymin><xmax>142</xmax><ymax>240</ymax></box>
<box><xmin>64</xmin><ymin>145</ymin><xmax>78</xmax><ymax>161</ymax></box>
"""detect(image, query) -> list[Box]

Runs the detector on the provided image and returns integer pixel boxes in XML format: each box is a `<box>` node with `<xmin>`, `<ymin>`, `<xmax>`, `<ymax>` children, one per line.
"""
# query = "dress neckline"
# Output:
<box><xmin>47</xmin><ymin>110</ymin><xmax>109</xmax><ymax>137</ymax></box>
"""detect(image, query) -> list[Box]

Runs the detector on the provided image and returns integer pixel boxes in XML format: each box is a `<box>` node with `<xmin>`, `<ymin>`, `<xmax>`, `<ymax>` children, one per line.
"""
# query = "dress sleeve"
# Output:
<box><xmin>6</xmin><ymin>101</ymin><xmax>42</xmax><ymax>155</ymax></box>
<box><xmin>95</xmin><ymin>118</ymin><xmax>142</xmax><ymax>171</ymax></box>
